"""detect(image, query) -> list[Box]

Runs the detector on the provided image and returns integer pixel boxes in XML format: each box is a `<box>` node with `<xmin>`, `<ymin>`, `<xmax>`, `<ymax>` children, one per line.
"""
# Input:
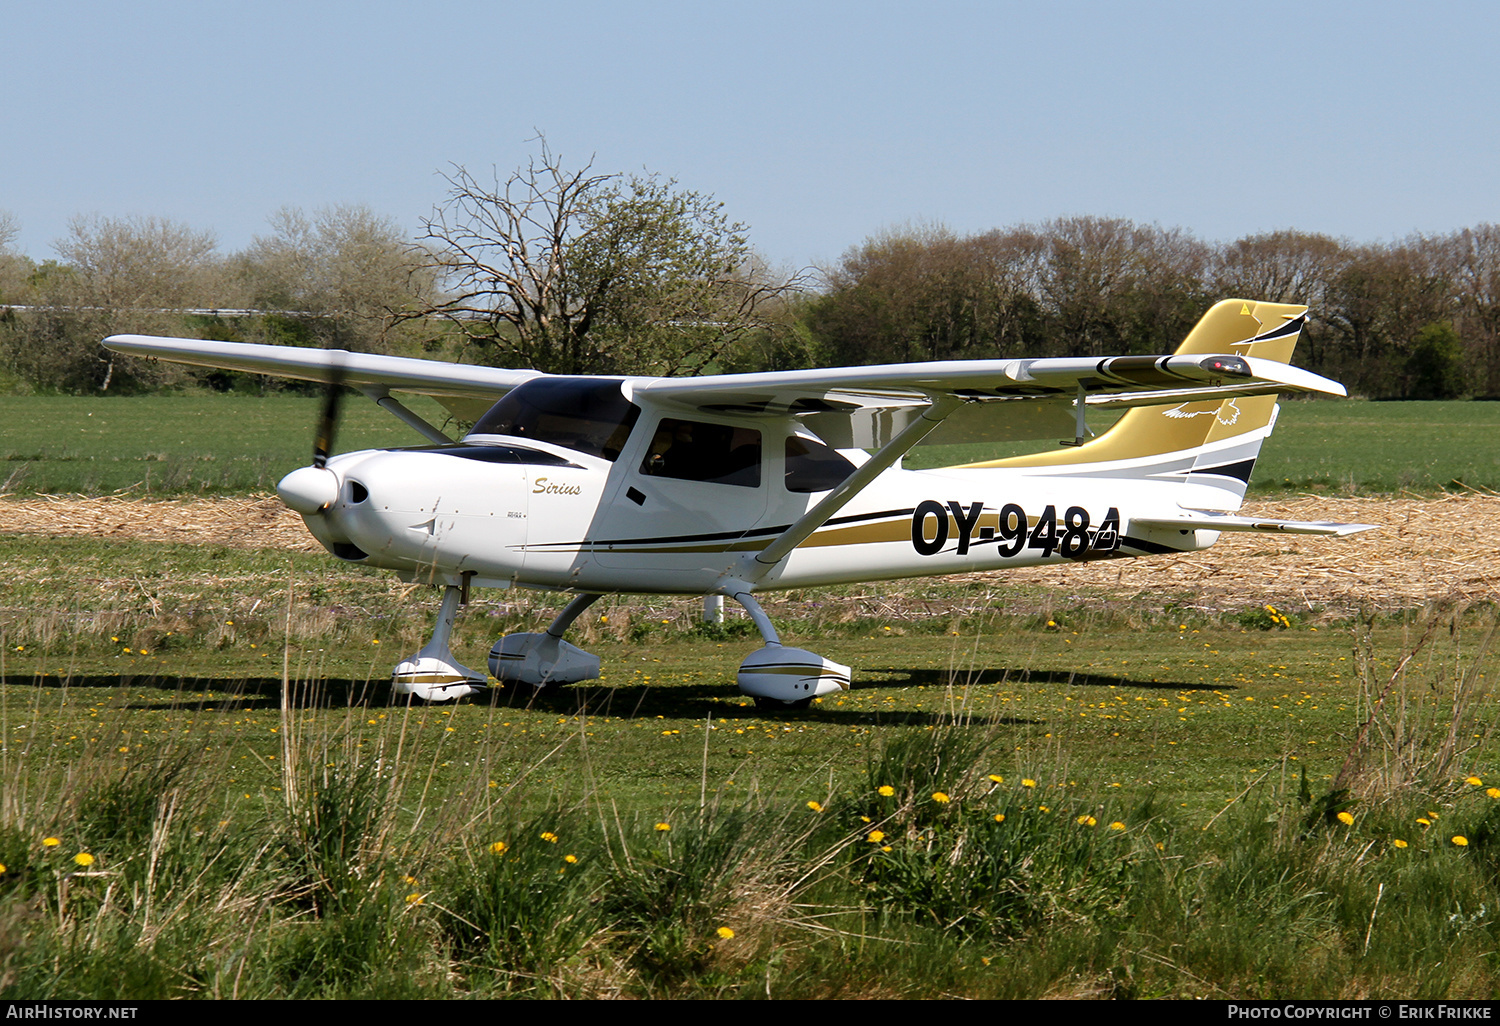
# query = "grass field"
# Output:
<box><xmin>4</xmin><ymin>393</ymin><xmax>1500</xmax><ymax>496</ymax></box>
<box><xmin>2</xmin><ymin>532</ymin><xmax>1499</xmax><ymax>998</ymax></box>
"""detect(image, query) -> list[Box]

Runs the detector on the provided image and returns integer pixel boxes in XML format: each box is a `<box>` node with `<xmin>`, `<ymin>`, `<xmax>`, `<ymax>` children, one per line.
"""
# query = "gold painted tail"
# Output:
<box><xmin>958</xmin><ymin>299</ymin><xmax>1308</xmax><ymax>471</ymax></box>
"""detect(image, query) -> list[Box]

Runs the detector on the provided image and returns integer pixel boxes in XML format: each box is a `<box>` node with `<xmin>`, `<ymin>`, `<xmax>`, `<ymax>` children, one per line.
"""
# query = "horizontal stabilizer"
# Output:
<box><xmin>1133</xmin><ymin>510</ymin><xmax>1377</xmax><ymax>537</ymax></box>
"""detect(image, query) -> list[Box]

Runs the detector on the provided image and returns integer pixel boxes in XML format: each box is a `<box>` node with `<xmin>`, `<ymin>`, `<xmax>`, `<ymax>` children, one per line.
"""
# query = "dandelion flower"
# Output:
<box><xmin>867</xmin><ymin>830</ymin><xmax>885</xmax><ymax>843</ymax></box>
<box><xmin>540</xmin><ymin>831</ymin><xmax>558</xmax><ymax>843</ymax></box>
<box><xmin>1488</xmin><ymin>788</ymin><xmax>1500</xmax><ymax>800</ymax></box>
<box><xmin>1467</xmin><ymin>776</ymin><xmax>1484</xmax><ymax>786</ymax></box>
<box><xmin>931</xmin><ymin>792</ymin><xmax>951</xmax><ymax>803</ymax></box>
<box><xmin>1417</xmin><ymin>818</ymin><xmax>1432</xmax><ymax>828</ymax></box>
<box><xmin>988</xmin><ymin>774</ymin><xmax>1004</xmax><ymax>784</ymax></box>
<box><xmin>1392</xmin><ymin>839</ymin><xmax>1408</xmax><ymax>849</ymax></box>
<box><xmin>489</xmin><ymin>841</ymin><xmax>509</xmax><ymax>855</ymax></box>
<box><xmin>73</xmin><ymin>853</ymin><xmax>94</xmax><ymax>867</ymax></box>
<box><xmin>0</xmin><ymin>864</ymin><xmax>6</xmax><ymax>874</ymax></box>
<box><xmin>564</xmin><ymin>854</ymin><xmax>578</xmax><ymax>864</ymax></box>
<box><xmin>405</xmin><ymin>892</ymin><xmax>423</xmax><ymax>905</ymax></box>
<box><xmin>1109</xmin><ymin>822</ymin><xmax>1126</xmax><ymax>831</ymax></box>
<box><xmin>806</xmin><ymin>801</ymin><xmax>823</xmax><ymax>813</ymax></box>
<box><xmin>1077</xmin><ymin>815</ymin><xmax>1097</xmax><ymax>827</ymax></box>
<box><xmin>877</xmin><ymin>785</ymin><xmax>895</xmax><ymax>797</ymax></box>
<box><xmin>717</xmin><ymin>927</ymin><xmax>735</xmax><ymax>940</ymax></box>
<box><xmin>1337</xmin><ymin>811</ymin><xmax>1355</xmax><ymax>826</ymax></box>
<box><xmin>993</xmin><ymin>814</ymin><xmax>1005</xmax><ymax>823</ymax></box>
<box><xmin>1022</xmin><ymin>779</ymin><xmax>1036</xmax><ymax>788</ymax></box>
<box><xmin>1453</xmin><ymin>836</ymin><xmax>1469</xmax><ymax>847</ymax></box>
<box><xmin>654</xmin><ymin>822</ymin><xmax>671</xmax><ymax>832</ymax></box>
<box><xmin>42</xmin><ymin>837</ymin><xmax>59</xmax><ymax>848</ymax></box>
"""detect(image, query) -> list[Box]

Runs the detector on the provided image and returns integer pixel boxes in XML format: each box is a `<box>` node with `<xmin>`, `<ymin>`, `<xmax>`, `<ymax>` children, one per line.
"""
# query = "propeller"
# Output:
<box><xmin>277</xmin><ymin>359</ymin><xmax>347</xmax><ymax>515</ymax></box>
<box><xmin>312</xmin><ymin>368</ymin><xmax>343</xmax><ymax>469</ymax></box>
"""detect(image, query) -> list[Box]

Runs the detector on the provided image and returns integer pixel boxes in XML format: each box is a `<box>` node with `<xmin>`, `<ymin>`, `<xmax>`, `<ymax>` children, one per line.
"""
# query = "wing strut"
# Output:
<box><xmin>735</xmin><ymin>396</ymin><xmax>962</xmax><ymax>584</ymax></box>
<box><xmin>360</xmin><ymin>387</ymin><xmax>452</xmax><ymax>444</ymax></box>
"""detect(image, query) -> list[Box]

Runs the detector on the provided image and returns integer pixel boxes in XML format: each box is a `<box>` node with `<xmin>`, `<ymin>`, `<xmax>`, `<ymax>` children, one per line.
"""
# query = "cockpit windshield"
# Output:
<box><xmin>467</xmin><ymin>377</ymin><xmax>640</xmax><ymax>462</ymax></box>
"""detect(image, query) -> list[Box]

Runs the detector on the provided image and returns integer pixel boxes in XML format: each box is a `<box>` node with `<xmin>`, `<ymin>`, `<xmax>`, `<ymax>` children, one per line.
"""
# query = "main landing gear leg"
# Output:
<box><xmin>488</xmin><ymin>593</ymin><xmax>603</xmax><ymax>687</ymax></box>
<box><xmin>728</xmin><ymin>589</ymin><xmax>850</xmax><ymax>710</ymax></box>
<box><xmin>391</xmin><ymin>583</ymin><xmax>488</xmax><ymax>702</ymax></box>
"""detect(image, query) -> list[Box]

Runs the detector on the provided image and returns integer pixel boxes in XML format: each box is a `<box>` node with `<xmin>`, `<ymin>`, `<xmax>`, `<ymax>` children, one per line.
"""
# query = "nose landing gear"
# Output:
<box><xmin>391</xmin><ymin>584</ymin><xmax>488</xmax><ymax>702</ymax></box>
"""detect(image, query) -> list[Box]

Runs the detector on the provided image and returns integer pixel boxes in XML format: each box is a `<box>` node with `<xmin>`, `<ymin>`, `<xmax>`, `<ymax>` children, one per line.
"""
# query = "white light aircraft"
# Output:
<box><xmin>104</xmin><ymin>299</ymin><xmax>1372</xmax><ymax>707</ymax></box>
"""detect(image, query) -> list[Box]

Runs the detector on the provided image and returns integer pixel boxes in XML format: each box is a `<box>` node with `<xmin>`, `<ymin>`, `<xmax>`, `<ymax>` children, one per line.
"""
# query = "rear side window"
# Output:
<box><xmin>785</xmin><ymin>435</ymin><xmax>855</xmax><ymax>493</ymax></box>
<box><xmin>640</xmin><ymin>418</ymin><xmax>761</xmax><ymax>488</ymax></box>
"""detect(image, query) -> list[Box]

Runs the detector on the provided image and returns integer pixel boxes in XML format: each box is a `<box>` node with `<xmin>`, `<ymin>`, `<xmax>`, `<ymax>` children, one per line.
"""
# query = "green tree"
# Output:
<box><xmin>419</xmin><ymin>140</ymin><xmax>802</xmax><ymax>375</ymax></box>
<box><xmin>1405</xmin><ymin>321</ymin><xmax>1467</xmax><ymax>399</ymax></box>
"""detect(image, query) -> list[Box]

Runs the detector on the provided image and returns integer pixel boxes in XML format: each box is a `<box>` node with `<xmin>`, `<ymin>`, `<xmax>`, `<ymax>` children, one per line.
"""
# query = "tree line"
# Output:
<box><xmin>2</xmin><ymin>149</ymin><xmax>1496</xmax><ymax>399</ymax></box>
<box><xmin>808</xmin><ymin>219</ymin><xmax>1496</xmax><ymax>399</ymax></box>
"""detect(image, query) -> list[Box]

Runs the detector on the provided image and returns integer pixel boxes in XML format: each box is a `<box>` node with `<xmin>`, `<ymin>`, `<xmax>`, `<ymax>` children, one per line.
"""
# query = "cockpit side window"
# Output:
<box><xmin>785</xmin><ymin>434</ymin><xmax>856</xmax><ymax>493</ymax></box>
<box><xmin>469</xmin><ymin>378</ymin><xmax>641</xmax><ymax>461</ymax></box>
<box><xmin>640</xmin><ymin>418</ymin><xmax>761</xmax><ymax>487</ymax></box>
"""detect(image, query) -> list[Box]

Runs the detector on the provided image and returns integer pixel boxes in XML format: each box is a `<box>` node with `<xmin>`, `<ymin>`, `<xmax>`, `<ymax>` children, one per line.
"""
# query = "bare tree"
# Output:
<box><xmin>55</xmin><ymin>213</ymin><xmax>225</xmax><ymax>310</ymax></box>
<box><xmin>237</xmin><ymin>204</ymin><xmax>436</xmax><ymax>352</ymax></box>
<box><xmin>0</xmin><ymin>210</ymin><xmax>32</xmax><ymax>305</ymax></box>
<box><xmin>419</xmin><ymin>141</ymin><xmax>804</xmax><ymax>375</ymax></box>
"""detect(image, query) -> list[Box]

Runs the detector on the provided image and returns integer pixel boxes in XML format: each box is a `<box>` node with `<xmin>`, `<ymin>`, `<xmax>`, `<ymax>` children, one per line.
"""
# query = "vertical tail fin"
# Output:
<box><xmin>955</xmin><ymin>300</ymin><xmax>1309</xmax><ymax>510</ymax></box>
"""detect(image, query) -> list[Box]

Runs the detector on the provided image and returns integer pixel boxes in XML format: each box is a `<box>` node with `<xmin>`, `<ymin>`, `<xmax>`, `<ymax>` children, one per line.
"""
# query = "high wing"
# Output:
<box><xmin>103</xmin><ymin>334</ymin><xmax>539</xmax><ymax>424</ymax></box>
<box><xmin>632</xmin><ymin>353</ymin><xmax>1345</xmax><ymax>448</ymax></box>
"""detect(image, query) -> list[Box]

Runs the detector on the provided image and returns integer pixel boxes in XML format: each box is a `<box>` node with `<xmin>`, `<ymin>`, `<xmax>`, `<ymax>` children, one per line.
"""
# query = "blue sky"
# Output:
<box><xmin>4</xmin><ymin>1</ymin><xmax>1497</xmax><ymax>270</ymax></box>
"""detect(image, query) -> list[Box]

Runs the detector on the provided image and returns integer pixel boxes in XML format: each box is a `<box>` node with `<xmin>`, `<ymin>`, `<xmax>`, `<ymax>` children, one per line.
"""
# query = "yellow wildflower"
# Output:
<box><xmin>717</xmin><ymin>927</ymin><xmax>735</xmax><ymax>940</ymax></box>
<box><xmin>564</xmin><ymin>854</ymin><xmax>578</xmax><ymax>864</ymax></box>
<box><xmin>654</xmin><ymin>822</ymin><xmax>671</xmax><ymax>832</ymax></box>
<box><xmin>1109</xmin><ymin>822</ymin><xmax>1126</xmax><ymax>831</ymax></box>
<box><xmin>1022</xmin><ymin>779</ymin><xmax>1036</xmax><ymax>788</ymax></box>
<box><xmin>405</xmin><ymin>892</ymin><xmax>423</xmax><ymax>905</ymax></box>
<box><xmin>73</xmin><ymin>853</ymin><xmax>94</xmax><ymax>867</ymax></box>
<box><xmin>1077</xmin><ymin>815</ymin><xmax>1097</xmax><ymax>827</ymax></box>
<box><xmin>987</xmin><ymin>774</ymin><xmax>1003</xmax><ymax>784</ymax></box>
<box><xmin>931</xmin><ymin>792</ymin><xmax>951</xmax><ymax>803</ymax></box>
<box><xmin>867</xmin><ymin>830</ymin><xmax>885</xmax><ymax>843</ymax></box>
<box><xmin>540</xmin><ymin>831</ymin><xmax>558</xmax><ymax>843</ymax></box>
<box><xmin>877</xmin><ymin>785</ymin><xmax>894</xmax><ymax>797</ymax></box>
<box><xmin>1488</xmin><ymin>788</ymin><xmax>1500</xmax><ymax>799</ymax></box>
<box><xmin>1453</xmin><ymin>836</ymin><xmax>1470</xmax><ymax>847</ymax></box>
<box><xmin>489</xmin><ymin>841</ymin><xmax>509</xmax><ymax>855</ymax></box>
<box><xmin>1466</xmin><ymin>776</ymin><xmax>1484</xmax><ymax>786</ymax></box>
<box><xmin>807</xmin><ymin>801</ymin><xmax>824</xmax><ymax>813</ymax></box>
<box><xmin>1392</xmin><ymin>839</ymin><xmax>1408</xmax><ymax>848</ymax></box>
<box><xmin>1417</xmin><ymin>818</ymin><xmax>1431</xmax><ymax>828</ymax></box>
<box><xmin>993</xmin><ymin>814</ymin><xmax>1005</xmax><ymax>823</ymax></box>
<box><xmin>42</xmin><ymin>837</ymin><xmax>59</xmax><ymax>848</ymax></box>
<box><xmin>1337</xmin><ymin>811</ymin><xmax>1355</xmax><ymax>826</ymax></box>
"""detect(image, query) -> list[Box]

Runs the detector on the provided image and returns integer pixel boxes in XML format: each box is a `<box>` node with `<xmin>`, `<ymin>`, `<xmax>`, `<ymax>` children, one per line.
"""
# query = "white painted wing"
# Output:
<box><xmin>103</xmin><ymin>334</ymin><xmax>539</xmax><ymax>404</ymax></box>
<box><xmin>633</xmin><ymin>354</ymin><xmax>1345</xmax><ymax>448</ymax></box>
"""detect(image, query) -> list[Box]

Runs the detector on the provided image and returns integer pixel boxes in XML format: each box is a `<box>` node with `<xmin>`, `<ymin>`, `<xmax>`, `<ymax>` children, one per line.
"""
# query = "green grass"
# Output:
<box><xmin>0</xmin><ymin>392</ymin><xmax>454</xmax><ymax>495</ymax></box>
<box><xmin>4</xmin><ymin>393</ymin><xmax>1500</xmax><ymax>496</ymax></box>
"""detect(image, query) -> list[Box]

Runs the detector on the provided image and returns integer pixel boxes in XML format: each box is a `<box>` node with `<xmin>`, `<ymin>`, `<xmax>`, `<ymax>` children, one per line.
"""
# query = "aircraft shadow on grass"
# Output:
<box><xmin>22</xmin><ymin>665</ymin><xmax>1227</xmax><ymax>728</ymax></box>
